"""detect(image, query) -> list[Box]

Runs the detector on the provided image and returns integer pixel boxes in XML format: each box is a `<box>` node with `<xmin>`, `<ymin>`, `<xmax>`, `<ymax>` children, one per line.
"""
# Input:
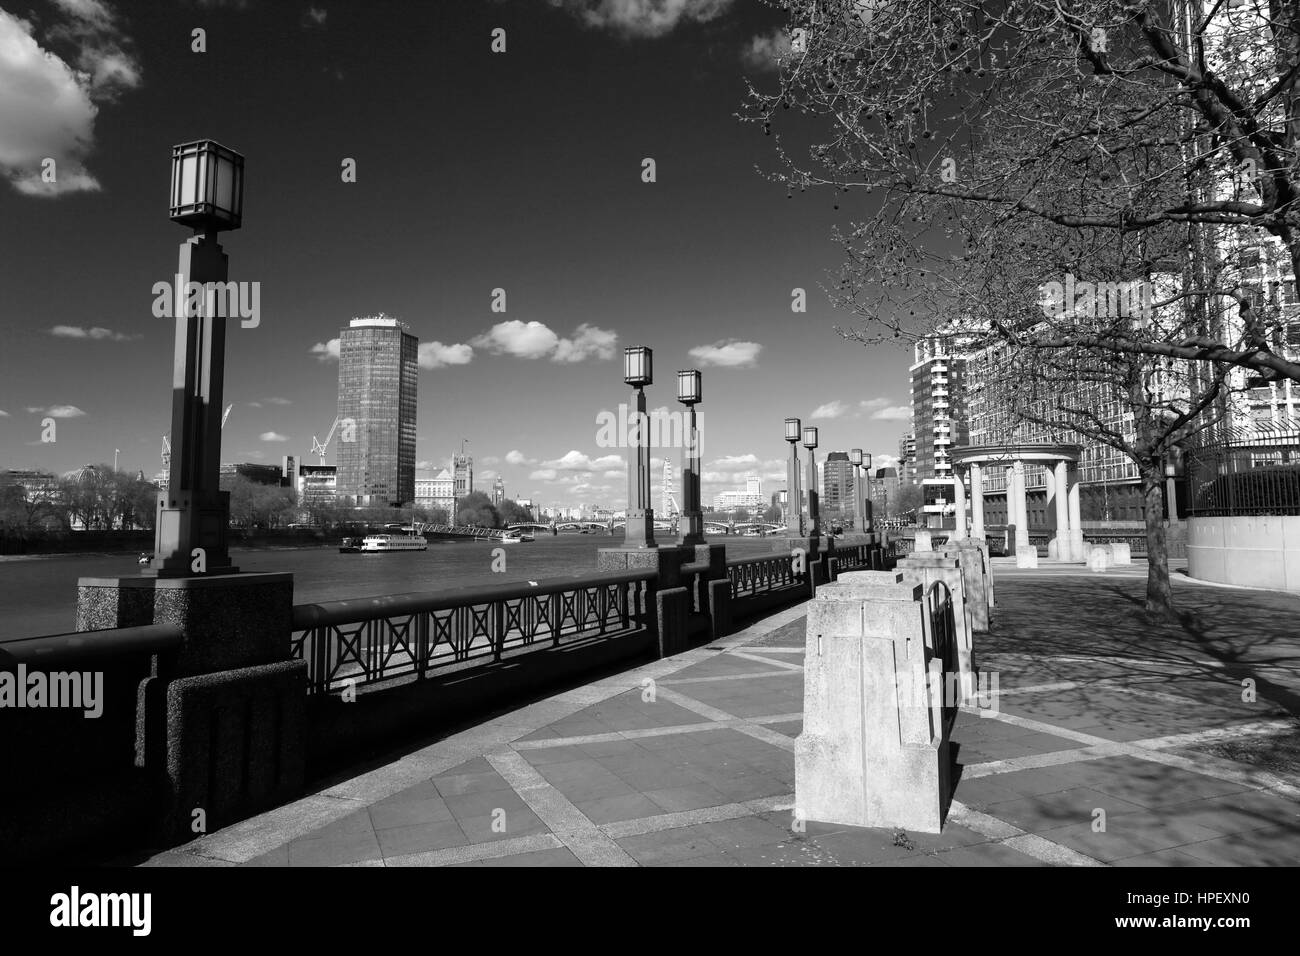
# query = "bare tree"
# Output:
<box><xmin>747</xmin><ymin>0</ymin><xmax>1300</xmax><ymax>379</ymax></box>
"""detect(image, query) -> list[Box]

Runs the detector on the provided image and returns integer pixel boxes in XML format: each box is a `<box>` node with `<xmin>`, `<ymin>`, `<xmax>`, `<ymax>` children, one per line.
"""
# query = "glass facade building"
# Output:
<box><xmin>337</xmin><ymin>315</ymin><xmax>418</xmax><ymax>506</ymax></box>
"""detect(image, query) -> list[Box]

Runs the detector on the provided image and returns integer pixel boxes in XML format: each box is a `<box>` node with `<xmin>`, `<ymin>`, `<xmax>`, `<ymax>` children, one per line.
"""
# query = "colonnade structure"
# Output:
<box><xmin>950</xmin><ymin>443</ymin><xmax>1086</xmax><ymax>565</ymax></box>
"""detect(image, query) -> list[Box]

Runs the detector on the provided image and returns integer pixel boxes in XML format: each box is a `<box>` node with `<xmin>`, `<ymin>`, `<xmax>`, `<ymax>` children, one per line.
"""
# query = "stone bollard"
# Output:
<box><xmin>1110</xmin><ymin>542</ymin><xmax>1131</xmax><ymax>566</ymax></box>
<box><xmin>1046</xmin><ymin>537</ymin><xmax>1059</xmax><ymax>560</ymax></box>
<box><xmin>1015</xmin><ymin>544</ymin><xmax>1038</xmax><ymax>568</ymax></box>
<box><xmin>1089</xmin><ymin>545</ymin><xmax>1112</xmax><ymax>573</ymax></box>
<box><xmin>892</xmin><ymin>555</ymin><xmax>976</xmax><ymax>702</ymax></box>
<box><xmin>913</xmin><ymin>529</ymin><xmax>932</xmax><ymax>552</ymax></box>
<box><xmin>795</xmin><ymin>572</ymin><xmax>953</xmax><ymax>833</ymax></box>
<box><xmin>947</xmin><ymin>540</ymin><xmax>992</xmax><ymax>632</ymax></box>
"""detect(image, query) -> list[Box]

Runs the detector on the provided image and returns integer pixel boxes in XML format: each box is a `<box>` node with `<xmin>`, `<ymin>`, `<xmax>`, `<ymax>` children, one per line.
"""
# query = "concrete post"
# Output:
<box><xmin>805</xmin><ymin>446</ymin><xmax>820</xmax><ymax>537</ymax></box>
<box><xmin>152</xmin><ymin>234</ymin><xmax>236</xmax><ymax>577</ymax></box>
<box><xmin>1013</xmin><ymin>461</ymin><xmax>1029</xmax><ymax>549</ymax></box>
<box><xmin>678</xmin><ymin>403</ymin><xmax>704</xmax><ymax>546</ymax></box>
<box><xmin>1051</xmin><ymin>459</ymin><xmax>1069</xmax><ymax>560</ymax></box>
<box><xmin>952</xmin><ymin>469</ymin><xmax>967</xmax><ymax>540</ymax></box>
<box><xmin>1068</xmin><ymin>464</ymin><xmax>1084</xmax><ymax>562</ymax></box>
<box><xmin>970</xmin><ymin>462</ymin><xmax>985</xmax><ymax>541</ymax></box>
<box><xmin>795</xmin><ymin>573</ymin><xmax>953</xmax><ymax>833</ymax></box>
<box><xmin>622</xmin><ymin>386</ymin><xmax>657</xmax><ymax>547</ymax></box>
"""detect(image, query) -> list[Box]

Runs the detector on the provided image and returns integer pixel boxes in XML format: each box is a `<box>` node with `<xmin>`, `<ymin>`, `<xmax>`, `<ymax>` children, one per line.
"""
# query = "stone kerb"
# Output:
<box><xmin>795</xmin><ymin>574</ymin><xmax>953</xmax><ymax>833</ymax></box>
<box><xmin>894</xmin><ymin>554</ymin><xmax>977</xmax><ymax>703</ymax></box>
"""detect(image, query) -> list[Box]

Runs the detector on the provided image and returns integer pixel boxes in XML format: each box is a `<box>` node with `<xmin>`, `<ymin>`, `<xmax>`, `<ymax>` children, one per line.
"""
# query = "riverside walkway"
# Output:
<box><xmin>143</xmin><ymin>561</ymin><xmax>1300</xmax><ymax>867</ymax></box>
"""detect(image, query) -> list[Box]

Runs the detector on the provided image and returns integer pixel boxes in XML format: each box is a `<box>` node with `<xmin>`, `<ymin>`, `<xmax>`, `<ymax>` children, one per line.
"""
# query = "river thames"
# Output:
<box><xmin>0</xmin><ymin>533</ymin><xmax>780</xmax><ymax>639</ymax></box>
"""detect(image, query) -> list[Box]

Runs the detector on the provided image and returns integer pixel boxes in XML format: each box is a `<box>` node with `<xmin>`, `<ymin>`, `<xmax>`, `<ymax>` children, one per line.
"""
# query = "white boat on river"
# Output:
<box><xmin>360</xmin><ymin>533</ymin><xmax>428</xmax><ymax>552</ymax></box>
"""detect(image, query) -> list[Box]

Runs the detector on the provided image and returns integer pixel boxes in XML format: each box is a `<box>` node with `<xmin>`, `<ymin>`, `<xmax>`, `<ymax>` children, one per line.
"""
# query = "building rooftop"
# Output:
<box><xmin>349</xmin><ymin>313</ymin><xmax>408</xmax><ymax>330</ymax></box>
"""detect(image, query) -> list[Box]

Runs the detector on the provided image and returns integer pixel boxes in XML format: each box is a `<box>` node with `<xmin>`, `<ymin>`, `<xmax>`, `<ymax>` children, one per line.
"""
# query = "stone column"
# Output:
<box><xmin>1051</xmin><ymin>459</ymin><xmax>1069</xmax><ymax>560</ymax></box>
<box><xmin>1012</xmin><ymin>461</ymin><xmax>1029</xmax><ymax>549</ymax></box>
<box><xmin>952</xmin><ymin>469</ymin><xmax>967</xmax><ymax>540</ymax></box>
<box><xmin>623</xmin><ymin>386</ymin><xmax>656</xmax><ymax>548</ymax></box>
<box><xmin>970</xmin><ymin>462</ymin><xmax>985</xmax><ymax>541</ymax></box>
<box><xmin>1068</xmin><ymin>464</ymin><xmax>1084</xmax><ymax>562</ymax></box>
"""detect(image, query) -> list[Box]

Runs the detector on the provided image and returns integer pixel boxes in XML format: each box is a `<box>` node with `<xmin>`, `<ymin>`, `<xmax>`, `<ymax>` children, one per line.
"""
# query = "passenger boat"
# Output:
<box><xmin>360</xmin><ymin>533</ymin><xmax>428</xmax><ymax>552</ymax></box>
<box><xmin>501</xmin><ymin>531</ymin><xmax>534</xmax><ymax>544</ymax></box>
<box><xmin>339</xmin><ymin>537</ymin><xmax>363</xmax><ymax>553</ymax></box>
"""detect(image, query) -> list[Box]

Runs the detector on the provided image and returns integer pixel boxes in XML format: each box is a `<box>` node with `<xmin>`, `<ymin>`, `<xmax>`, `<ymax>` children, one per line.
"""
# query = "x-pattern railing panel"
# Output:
<box><xmin>292</xmin><ymin>573</ymin><xmax>651</xmax><ymax>695</ymax></box>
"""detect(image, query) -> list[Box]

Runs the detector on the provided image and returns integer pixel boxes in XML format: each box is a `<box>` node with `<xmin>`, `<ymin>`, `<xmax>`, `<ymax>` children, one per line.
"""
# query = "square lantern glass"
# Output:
<box><xmin>677</xmin><ymin>369</ymin><xmax>702</xmax><ymax>404</ymax></box>
<box><xmin>850</xmin><ymin>448</ymin><xmax>863</xmax><ymax>466</ymax></box>
<box><xmin>864</xmin><ymin>453</ymin><xmax>873</xmax><ymax>471</ymax></box>
<box><xmin>170</xmin><ymin>140</ymin><xmax>244</xmax><ymax>231</ymax></box>
<box><xmin>624</xmin><ymin>346</ymin><xmax>653</xmax><ymax>387</ymax></box>
<box><xmin>784</xmin><ymin>418</ymin><xmax>801</xmax><ymax>442</ymax></box>
<box><xmin>802</xmin><ymin>426</ymin><xmax>818</xmax><ymax>449</ymax></box>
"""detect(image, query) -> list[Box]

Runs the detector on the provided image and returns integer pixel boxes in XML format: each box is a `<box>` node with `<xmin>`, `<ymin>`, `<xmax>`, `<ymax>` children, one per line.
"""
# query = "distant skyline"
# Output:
<box><xmin>0</xmin><ymin>0</ymin><xmax>916</xmax><ymax>508</ymax></box>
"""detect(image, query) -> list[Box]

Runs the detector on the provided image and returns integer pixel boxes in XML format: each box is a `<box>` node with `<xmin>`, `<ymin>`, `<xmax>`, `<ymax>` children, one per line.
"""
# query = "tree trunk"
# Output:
<box><xmin>1141</xmin><ymin>463</ymin><xmax>1176</xmax><ymax>619</ymax></box>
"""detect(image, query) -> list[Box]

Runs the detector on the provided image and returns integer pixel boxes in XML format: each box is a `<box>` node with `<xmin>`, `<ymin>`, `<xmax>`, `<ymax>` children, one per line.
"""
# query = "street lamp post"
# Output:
<box><xmin>849</xmin><ymin>449</ymin><xmax>864</xmax><ymax>531</ymax></box>
<box><xmin>803</xmin><ymin>425</ymin><xmax>820</xmax><ymax>537</ymax></box>
<box><xmin>1165</xmin><ymin>457</ymin><xmax>1179</xmax><ymax>521</ymax></box>
<box><xmin>784</xmin><ymin>418</ymin><xmax>802</xmax><ymax>535</ymax></box>
<box><xmin>623</xmin><ymin>347</ymin><xmax>656</xmax><ymax>548</ymax></box>
<box><xmin>677</xmin><ymin>369</ymin><xmax>704</xmax><ymax>546</ymax></box>
<box><xmin>151</xmin><ymin>139</ymin><xmax>245</xmax><ymax>577</ymax></box>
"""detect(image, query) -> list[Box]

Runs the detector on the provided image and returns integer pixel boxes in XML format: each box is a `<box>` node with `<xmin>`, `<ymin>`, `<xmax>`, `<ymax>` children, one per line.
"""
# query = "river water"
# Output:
<box><xmin>0</xmin><ymin>533</ymin><xmax>778</xmax><ymax>640</ymax></box>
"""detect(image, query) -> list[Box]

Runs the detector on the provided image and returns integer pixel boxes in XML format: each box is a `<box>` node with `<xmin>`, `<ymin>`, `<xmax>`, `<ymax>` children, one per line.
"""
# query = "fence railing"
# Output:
<box><xmin>832</xmin><ymin>543</ymin><xmax>876</xmax><ymax>572</ymax></box>
<box><xmin>1187</xmin><ymin>440</ymin><xmax>1300</xmax><ymax>517</ymax></box>
<box><xmin>726</xmin><ymin>553</ymin><xmax>802</xmax><ymax>599</ymax></box>
<box><xmin>290</xmin><ymin>569</ymin><xmax>655</xmax><ymax>695</ymax></box>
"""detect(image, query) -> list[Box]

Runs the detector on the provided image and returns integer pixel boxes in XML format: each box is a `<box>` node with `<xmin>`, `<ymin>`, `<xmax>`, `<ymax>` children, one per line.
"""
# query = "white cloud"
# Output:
<box><xmin>810</xmin><ymin>400</ymin><xmax>849</xmax><ymax>420</ymax></box>
<box><xmin>264</xmin><ymin>396</ymin><xmax>292</xmax><ymax>405</ymax></box>
<box><xmin>870</xmin><ymin>405</ymin><xmax>911</xmax><ymax>421</ymax></box>
<box><xmin>505</xmin><ymin>449</ymin><xmax>535</xmax><ymax>466</ymax></box>
<box><xmin>858</xmin><ymin>397</ymin><xmax>891</xmax><ymax>412</ymax></box>
<box><xmin>49</xmin><ymin>324</ymin><xmax>137</xmax><ymax>341</ymax></box>
<box><xmin>871</xmin><ymin>454</ymin><xmax>902</xmax><ymax>471</ymax></box>
<box><xmin>310</xmin><ymin>337</ymin><xmax>340</xmax><ymax>361</ymax></box>
<box><xmin>418</xmin><ymin>341</ymin><xmax>474</xmax><ymax>369</ymax></box>
<box><xmin>688</xmin><ymin>339</ymin><xmax>762</xmax><ymax>368</ymax></box>
<box><xmin>0</xmin><ymin>409</ymin><xmax>9</xmax><ymax>417</ymax></box>
<box><xmin>741</xmin><ymin>28</ymin><xmax>791</xmax><ymax>71</ymax></box>
<box><xmin>303</xmin><ymin>6</ymin><xmax>327</xmax><ymax>27</ymax></box>
<box><xmin>43</xmin><ymin>404</ymin><xmax>86</xmax><ymax>418</ymax></box>
<box><xmin>529</xmin><ymin>468</ymin><xmax>557</xmax><ymax>481</ymax></box>
<box><xmin>481</xmin><ymin>456</ymin><xmax>501</xmax><ymax>465</ymax></box>
<box><xmin>259</xmin><ymin>431</ymin><xmax>288</xmax><ymax>442</ymax></box>
<box><xmin>472</xmin><ymin>320</ymin><xmax>616</xmax><ymax>363</ymax></box>
<box><xmin>550</xmin><ymin>0</ymin><xmax>734</xmax><ymax>38</ymax></box>
<box><xmin>542</xmin><ymin>450</ymin><xmax>624</xmax><ymax>472</ymax></box>
<box><xmin>0</xmin><ymin>3</ymin><xmax>140</xmax><ymax>197</ymax></box>
<box><xmin>554</xmin><ymin>323</ymin><xmax>617</xmax><ymax>363</ymax></box>
<box><xmin>473</xmin><ymin>320</ymin><xmax>558</xmax><ymax>360</ymax></box>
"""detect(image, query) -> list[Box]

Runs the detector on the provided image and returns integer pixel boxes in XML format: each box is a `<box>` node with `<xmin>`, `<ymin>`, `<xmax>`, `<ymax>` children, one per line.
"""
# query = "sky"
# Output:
<box><xmin>0</xmin><ymin>0</ymin><xmax>917</xmax><ymax>511</ymax></box>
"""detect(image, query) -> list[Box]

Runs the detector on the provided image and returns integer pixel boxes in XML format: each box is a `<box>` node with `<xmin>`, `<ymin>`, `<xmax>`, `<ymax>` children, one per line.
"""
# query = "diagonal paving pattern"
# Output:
<box><xmin>145</xmin><ymin>573</ymin><xmax>1300</xmax><ymax>868</ymax></box>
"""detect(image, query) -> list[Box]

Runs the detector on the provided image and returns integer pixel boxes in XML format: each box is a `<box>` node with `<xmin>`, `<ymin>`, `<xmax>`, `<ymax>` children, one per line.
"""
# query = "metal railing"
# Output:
<box><xmin>726</xmin><ymin>553</ymin><xmax>802</xmax><ymax>599</ymax></box>
<box><xmin>1187</xmin><ymin>429</ymin><xmax>1300</xmax><ymax>517</ymax></box>
<box><xmin>290</xmin><ymin>569</ymin><xmax>655</xmax><ymax>695</ymax></box>
<box><xmin>832</xmin><ymin>543</ymin><xmax>876</xmax><ymax>571</ymax></box>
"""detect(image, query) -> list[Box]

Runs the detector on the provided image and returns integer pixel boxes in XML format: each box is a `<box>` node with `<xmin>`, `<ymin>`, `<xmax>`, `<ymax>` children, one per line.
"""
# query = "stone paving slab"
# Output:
<box><xmin>155</xmin><ymin>567</ymin><xmax>1300</xmax><ymax>868</ymax></box>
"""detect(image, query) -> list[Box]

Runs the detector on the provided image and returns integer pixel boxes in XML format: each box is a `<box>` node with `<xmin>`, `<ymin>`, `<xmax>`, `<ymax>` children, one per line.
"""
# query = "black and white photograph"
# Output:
<box><xmin>0</xmin><ymin>0</ymin><xmax>1294</xmax><ymax>933</ymax></box>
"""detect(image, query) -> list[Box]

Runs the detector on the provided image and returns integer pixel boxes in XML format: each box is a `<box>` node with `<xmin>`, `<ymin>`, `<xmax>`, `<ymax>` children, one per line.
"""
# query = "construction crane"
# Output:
<box><xmin>162</xmin><ymin>404</ymin><xmax>233</xmax><ymax>472</ymax></box>
<box><xmin>311</xmin><ymin>415</ymin><xmax>342</xmax><ymax>465</ymax></box>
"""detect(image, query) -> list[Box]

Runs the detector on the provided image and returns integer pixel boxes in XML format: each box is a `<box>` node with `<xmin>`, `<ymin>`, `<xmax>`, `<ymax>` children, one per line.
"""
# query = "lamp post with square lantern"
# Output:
<box><xmin>150</xmin><ymin>139</ymin><xmax>245</xmax><ymax>577</ymax></box>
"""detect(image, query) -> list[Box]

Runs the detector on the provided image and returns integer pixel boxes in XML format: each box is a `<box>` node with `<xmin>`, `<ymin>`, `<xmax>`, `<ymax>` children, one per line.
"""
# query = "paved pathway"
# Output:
<box><xmin>145</xmin><ymin>564</ymin><xmax>1300</xmax><ymax>867</ymax></box>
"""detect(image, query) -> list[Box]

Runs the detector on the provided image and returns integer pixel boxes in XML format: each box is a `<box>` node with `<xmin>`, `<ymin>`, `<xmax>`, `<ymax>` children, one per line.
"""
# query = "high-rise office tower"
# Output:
<box><xmin>336</xmin><ymin>315</ymin><xmax>418</xmax><ymax>506</ymax></box>
<box><xmin>822</xmin><ymin>451</ymin><xmax>853</xmax><ymax>516</ymax></box>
